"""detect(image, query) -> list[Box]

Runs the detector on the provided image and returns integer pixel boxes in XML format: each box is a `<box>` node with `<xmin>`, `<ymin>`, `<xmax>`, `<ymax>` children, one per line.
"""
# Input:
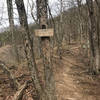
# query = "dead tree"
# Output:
<box><xmin>36</xmin><ymin>0</ymin><xmax>56</xmax><ymax>100</ymax></box>
<box><xmin>15</xmin><ymin>0</ymin><xmax>45</xmax><ymax>99</ymax></box>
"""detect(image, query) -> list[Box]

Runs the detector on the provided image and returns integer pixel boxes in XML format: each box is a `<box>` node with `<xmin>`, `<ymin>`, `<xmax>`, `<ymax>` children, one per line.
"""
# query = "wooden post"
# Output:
<box><xmin>36</xmin><ymin>0</ymin><xmax>56</xmax><ymax>100</ymax></box>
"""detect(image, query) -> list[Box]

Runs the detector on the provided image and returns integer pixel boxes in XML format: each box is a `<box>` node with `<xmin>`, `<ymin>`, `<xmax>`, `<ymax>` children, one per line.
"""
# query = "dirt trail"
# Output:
<box><xmin>55</xmin><ymin>48</ymin><xmax>100</xmax><ymax>100</ymax></box>
<box><xmin>0</xmin><ymin>45</ymin><xmax>100</xmax><ymax>100</ymax></box>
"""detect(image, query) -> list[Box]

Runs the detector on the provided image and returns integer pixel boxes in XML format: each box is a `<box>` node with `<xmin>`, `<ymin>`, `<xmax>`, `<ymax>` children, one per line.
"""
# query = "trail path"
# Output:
<box><xmin>55</xmin><ymin>47</ymin><xmax>100</xmax><ymax>100</ymax></box>
<box><xmin>0</xmin><ymin>45</ymin><xmax>100</xmax><ymax>100</ymax></box>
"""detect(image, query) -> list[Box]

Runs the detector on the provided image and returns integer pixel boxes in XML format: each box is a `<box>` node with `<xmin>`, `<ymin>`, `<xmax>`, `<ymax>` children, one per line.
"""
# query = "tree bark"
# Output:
<box><xmin>6</xmin><ymin>0</ymin><xmax>20</xmax><ymax>63</ymax></box>
<box><xmin>15</xmin><ymin>0</ymin><xmax>44</xmax><ymax>99</ymax></box>
<box><xmin>86</xmin><ymin>0</ymin><xmax>100</xmax><ymax>74</ymax></box>
<box><xmin>6</xmin><ymin>0</ymin><xmax>14</xmax><ymax>30</ymax></box>
<box><xmin>36</xmin><ymin>0</ymin><xmax>57</xmax><ymax>100</ymax></box>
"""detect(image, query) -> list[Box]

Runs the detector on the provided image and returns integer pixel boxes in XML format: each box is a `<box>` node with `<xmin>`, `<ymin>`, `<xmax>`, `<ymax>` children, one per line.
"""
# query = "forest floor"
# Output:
<box><xmin>55</xmin><ymin>44</ymin><xmax>100</xmax><ymax>100</ymax></box>
<box><xmin>0</xmin><ymin>44</ymin><xmax>100</xmax><ymax>100</ymax></box>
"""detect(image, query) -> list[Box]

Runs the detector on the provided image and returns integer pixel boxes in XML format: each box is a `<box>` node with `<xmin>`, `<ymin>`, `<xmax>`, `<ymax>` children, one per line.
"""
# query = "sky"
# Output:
<box><xmin>0</xmin><ymin>0</ymin><xmax>85</xmax><ymax>31</ymax></box>
<box><xmin>0</xmin><ymin>0</ymin><xmax>58</xmax><ymax>31</ymax></box>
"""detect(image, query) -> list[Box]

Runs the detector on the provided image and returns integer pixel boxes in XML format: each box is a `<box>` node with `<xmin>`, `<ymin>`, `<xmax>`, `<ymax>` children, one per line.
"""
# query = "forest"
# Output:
<box><xmin>0</xmin><ymin>0</ymin><xmax>100</xmax><ymax>100</ymax></box>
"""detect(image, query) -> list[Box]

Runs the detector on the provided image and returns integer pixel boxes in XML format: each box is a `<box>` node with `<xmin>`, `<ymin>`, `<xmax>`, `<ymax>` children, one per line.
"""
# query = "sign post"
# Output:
<box><xmin>36</xmin><ymin>0</ymin><xmax>56</xmax><ymax>100</ymax></box>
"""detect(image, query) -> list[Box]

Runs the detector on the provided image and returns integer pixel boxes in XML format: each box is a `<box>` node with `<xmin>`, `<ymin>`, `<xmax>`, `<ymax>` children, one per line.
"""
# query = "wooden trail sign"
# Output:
<box><xmin>35</xmin><ymin>28</ymin><xmax>54</xmax><ymax>37</ymax></box>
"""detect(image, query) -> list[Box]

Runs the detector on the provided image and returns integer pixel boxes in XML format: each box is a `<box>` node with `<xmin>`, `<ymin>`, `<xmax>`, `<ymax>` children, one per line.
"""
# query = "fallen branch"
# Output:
<box><xmin>0</xmin><ymin>60</ymin><xmax>20</xmax><ymax>90</ymax></box>
<box><xmin>13</xmin><ymin>81</ymin><xmax>31</xmax><ymax>100</ymax></box>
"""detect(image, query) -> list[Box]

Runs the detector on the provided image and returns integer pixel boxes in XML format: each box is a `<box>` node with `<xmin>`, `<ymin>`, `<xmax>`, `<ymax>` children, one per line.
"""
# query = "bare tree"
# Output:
<box><xmin>6</xmin><ymin>0</ymin><xmax>14</xmax><ymax>31</ymax></box>
<box><xmin>15</xmin><ymin>0</ymin><xmax>45</xmax><ymax>99</ymax></box>
<box><xmin>36</xmin><ymin>0</ymin><xmax>57</xmax><ymax>100</ymax></box>
<box><xmin>6</xmin><ymin>0</ymin><xmax>20</xmax><ymax>63</ymax></box>
<box><xmin>86</xmin><ymin>0</ymin><xmax>100</xmax><ymax>74</ymax></box>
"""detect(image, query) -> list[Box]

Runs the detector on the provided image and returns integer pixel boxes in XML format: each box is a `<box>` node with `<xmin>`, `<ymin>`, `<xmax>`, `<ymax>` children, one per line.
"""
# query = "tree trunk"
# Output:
<box><xmin>36</xmin><ymin>0</ymin><xmax>57</xmax><ymax>100</ymax></box>
<box><xmin>86</xmin><ymin>0</ymin><xmax>100</xmax><ymax>74</ymax></box>
<box><xmin>15</xmin><ymin>0</ymin><xmax>44</xmax><ymax>99</ymax></box>
<box><xmin>6</xmin><ymin>0</ymin><xmax>14</xmax><ymax>30</ymax></box>
<box><xmin>95</xmin><ymin>0</ymin><xmax>100</xmax><ymax>72</ymax></box>
<box><xmin>6</xmin><ymin>0</ymin><xmax>20</xmax><ymax>63</ymax></box>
